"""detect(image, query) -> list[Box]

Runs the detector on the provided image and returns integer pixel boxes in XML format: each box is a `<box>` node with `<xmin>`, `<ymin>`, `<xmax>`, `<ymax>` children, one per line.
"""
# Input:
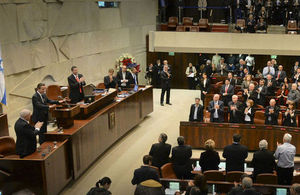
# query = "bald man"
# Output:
<box><xmin>208</xmin><ymin>94</ymin><xmax>224</xmax><ymax>123</ymax></box>
<box><xmin>228</xmin><ymin>95</ymin><xmax>244</xmax><ymax>123</ymax></box>
<box><xmin>14</xmin><ymin>109</ymin><xmax>43</xmax><ymax>158</ymax></box>
<box><xmin>265</xmin><ymin>99</ymin><xmax>280</xmax><ymax>125</ymax></box>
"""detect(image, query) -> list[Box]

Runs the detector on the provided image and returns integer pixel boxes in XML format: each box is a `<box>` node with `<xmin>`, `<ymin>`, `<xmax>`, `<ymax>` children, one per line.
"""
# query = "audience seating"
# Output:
<box><xmin>293</xmin><ymin>175</ymin><xmax>300</xmax><ymax>184</ymax></box>
<box><xmin>226</xmin><ymin>171</ymin><xmax>244</xmax><ymax>182</ymax></box>
<box><xmin>46</xmin><ymin>85</ymin><xmax>62</xmax><ymax>100</ymax></box>
<box><xmin>256</xmin><ymin>174</ymin><xmax>277</xmax><ymax>185</ymax></box>
<box><xmin>287</xmin><ymin>20</ymin><xmax>298</xmax><ymax>33</ymax></box>
<box><xmin>254</xmin><ymin>111</ymin><xmax>265</xmax><ymax>124</ymax></box>
<box><xmin>190</xmin><ymin>26</ymin><xmax>199</xmax><ymax>32</ymax></box>
<box><xmin>203</xmin><ymin>170</ymin><xmax>225</xmax><ymax>181</ymax></box>
<box><xmin>0</xmin><ymin>136</ymin><xmax>16</xmax><ymax>158</ymax></box>
<box><xmin>176</xmin><ymin>26</ymin><xmax>185</xmax><ymax>32</ymax></box>
<box><xmin>161</xmin><ymin>163</ymin><xmax>177</xmax><ymax>179</ymax></box>
<box><xmin>150</xmin><ymin>165</ymin><xmax>160</xmax><ymax>177</ymax></box>
<box><xmin>168</xmin><ymin>17</ymin><xmax>178</xmax><ymax>29</ymax></box>
<box><xmin>199</xmin><ymin>19</ymin><xmax>209</xmax><ymax>31</ymax></box>
<box><xmin>182</xmin><ymin>17</ymin><xmax>193</xmax><ymax>26</ymax></box>
<box><xmin>96</xmin><ymin>83</ymin><xmax>106</xmax><ymax>89</ymax></box>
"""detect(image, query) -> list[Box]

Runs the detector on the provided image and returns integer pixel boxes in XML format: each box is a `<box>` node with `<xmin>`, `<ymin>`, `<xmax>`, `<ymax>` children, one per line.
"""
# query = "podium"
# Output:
<box><xmin>52</xmin><ymin>104</ymin><xmax>80</xmax><ymax>128</ymax></box>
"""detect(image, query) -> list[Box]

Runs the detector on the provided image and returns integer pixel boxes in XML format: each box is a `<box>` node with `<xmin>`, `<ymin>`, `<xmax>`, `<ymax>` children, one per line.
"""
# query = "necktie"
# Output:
<box><xmin>225</xmin><ymin>85</ymin><xmax>228</xmax><ymax>93</ymax></box>
<box><xmin>75</xmin><ymin>76</ymin><xmax>82</xmax><ymax>93</ymax></box>
<box><xmin>277</xmin><ymin>72</ymin><xmax>280</xmax><ymax>79</ymax></box>
<box><xmin>39</xmin><ymin>94</ymin><xmax>44</xmax><ymax>103</ymax></box>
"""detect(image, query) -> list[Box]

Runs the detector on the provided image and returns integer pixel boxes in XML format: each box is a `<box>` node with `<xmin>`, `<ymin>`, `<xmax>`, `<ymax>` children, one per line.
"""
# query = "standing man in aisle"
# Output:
<box><xmin>160</xmin><ymin>64</ymin><xmax>172</xmax><ymax>106</ymax></box>
<box><xmin>32</xmin><ymin>83</ymin><xmax>65</xmax><ymax>144</ymax></box>
<box><xmin>68</xmin><ymin>66</ymin><xmax>86</xmax><ymax>103</ymax></box>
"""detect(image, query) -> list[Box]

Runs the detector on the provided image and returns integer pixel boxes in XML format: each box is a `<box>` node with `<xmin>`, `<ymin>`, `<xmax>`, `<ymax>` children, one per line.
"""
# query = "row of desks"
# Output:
<box><xmin>0</xmin><ymin>86</ymin><xmax>153</xmax><ymax>195</ymax></box>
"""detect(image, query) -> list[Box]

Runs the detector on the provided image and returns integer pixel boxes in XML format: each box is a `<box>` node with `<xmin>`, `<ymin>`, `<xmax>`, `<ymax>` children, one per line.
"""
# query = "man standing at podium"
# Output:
<box><xmin>32</xmin><ymin>83</ymin><xmax>65</xmax><ymax>144</ymax></box>
<box><xmin>68</xmin><ymin>66</ymin><xmax>86</xmax><ymax>103</ymax></box>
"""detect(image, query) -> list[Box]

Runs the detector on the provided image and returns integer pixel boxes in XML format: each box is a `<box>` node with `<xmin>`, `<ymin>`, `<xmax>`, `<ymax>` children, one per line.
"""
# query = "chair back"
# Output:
<box><xmin>256</xmin><ymin>173</ymin><xmax>277</xmax><ymax>185</ymax></box>
<box><xmin>176</xmin><ymin>26</ymin><xmax>185</xmax><ymax>32</ymax></box>
<box><xmin>161</xmin><ymin>163</ymin><xmax>177</xmax><ymax>179</ymax></box>
<box><xmin>168</xmin><ymin>17</ymin><xmax>178</xmax><ymax>27</ymax></box>
<box><xmin>97</xmin><ymin>83</ymin><xmax>106</xmax><ymax>89</ymax></box>
<box><xmin>0</xmin><ymin>136</ymin><xmax>16</xmax><ymax>157</ymax></box>
<box><xmin>226</xmin><ymin>171</ymin><xmax>244</xmax><ymax>182</ymax></box>
<box><xmin>149</xmin><ymin>165</ymin><xmax>160</xmax><ymax>177</ymax></box>
<box><xmin>199</xmin><ymin>19</ymin><xmax>209</xmax><ymax>28</ymax></box>
<box><xmin>183</xmin><ymin>17</ymin><xmax>193</xmax><ymax>26</ymax></box>
<box><xmin>190</xmin><ymin>26</ymin><xmax>199</xmax><ymax>32</ymax></box>
<box><xmin>204</xmin><ymin>170</ymin><xmax>225</xmax><ymax>181</ymax></box>
<box><xmin>288</xmin><ymin>20</ymin><xmax>297</xmax><ymax>30</ymax></box>
<box><xmin>46</xmin><ymin>85</ymin><xmax>62</xmax><ymax>100</ymax></box>
<box><xmin>254</xmin><ymin>110</ymin><xmax>265</xmax><ymax>124</ymax></box>
<box><xmin>293</xmin><ymin>174</ymin><xmax>300</xmax><ymax>184</ymax></box>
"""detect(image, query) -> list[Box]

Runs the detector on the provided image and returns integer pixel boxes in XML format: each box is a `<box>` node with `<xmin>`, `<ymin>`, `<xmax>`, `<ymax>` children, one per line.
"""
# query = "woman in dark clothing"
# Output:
<box><xmin>199</xmin><ymin>73</ymin><xmax>210</xmax><ymax>104</ymax></box>
<box><xmin>283</xmin><ymin>103</ymin><xmax>297</xmax><ymax>127</ymax></box>
<box><xmin>87</xmin><ymin>177</ymin><xmax>112</xmax><ymax>195</ymax></box>
<box><xmin>199</xmin><ymin>139</ymin><xmax>220</xmax><ymax>173</ymax></box>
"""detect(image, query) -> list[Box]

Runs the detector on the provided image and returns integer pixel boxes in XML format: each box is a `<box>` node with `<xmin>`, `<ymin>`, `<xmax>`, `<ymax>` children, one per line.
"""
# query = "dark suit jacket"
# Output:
<box><xmin>220</xmin><ymin>84</ymin><xmax>234</xmax><ymax>104</ymax></box>
<box><xmin>116</xmin><ymin>71</ymin><xmax>132</xmax><ymax>88</ymax></box>
<box><xmin>223</xmin><ymin>143</ymin><xmax>248</xmax><ymax>172</ymax></box>
<box><xmin>199</xmin><ymin>79</ymin><xmax>210</xmax><ymax>93</ymax></box>
<box><xmin>199</xmin><ymin>150</ymin><xmax>220</xmax><ymax>173</ymax></box>
<box><xmin>149</xmin><ymin>142</ymin><xmax>171</xmax><ymax>168</ymax></box>
<box><xmin>243</xmin><ymin>107</ymin><xmax>255</xmax><ymax>124</ymax></box>
<box><xmin>172</xmin><ymin>145</ymin><xmax>192</xmax><ymax>179</ymax></box>
<box><xmin>250</xmin><ymin>149</ymin><xmax>276</xmax><ymax>179</ymax></box>
<box><xmin>189</xmin><ymin>104</ymin><xmax>204</xmax><ymax>122</ymax></box>
<box><xmin>68</xmin><ymin>74</ymin><xmax>86</xmax><ymax>103</ymax></box>
<box><xmin>254</xmin><ymin>85</ymin><xmax>268</xmax><ymax>106</ymax></box>
<box><xmin>208</xmin><ymin>100</ymin><xmax>224</xmax><ymax>122</ymax></box>
<box><xmin>264</xmin><ymin>106</ymin><xmax>280</xmax><ymax>125</ymax></box>
<box><xmin>283</xmin><ymin>111</ymin><xmax>297</xmax><ymax>127</ymax></box>
<box><xmin>131</xmin><ymin>166</ymin><xmax>160</xmax><ymax>185</ymax></box>
<box><xmin>228</xmin><ymin>78</ymin><xmax>236</xmax><ymax>87</ymax></box>
<box><xmin>264</xmin><ymin>78</ymin><xmax>276</xmax><ymax>96</ymax></box>
<box><xmin>130</xmin><ymin>73</ymin><xmax>139</xmax><ymax>85</ymax></box>
<box><xmin>160</xmin><ymin>71</ymin><xmax>171</xmax><ymax>89</ymax></box>
<box><xmin>14</xmin><ymin>118</ymin><xmax>39</xmax><ymax>158</ymax></box>
<box><xmin>243</xmin><ymin>90</ymin><xmax>257</xmax><ymax>105</ymax></box>
<box><xmin>275</xmin><ymin>70</ymin><xmax>287</xmax><ymax>84</ymax></box>
<box><xmin>104</xmin><ymin>75</ymin><xmax>117</xmax><ymax>89</ymax></box>
<box><xmin>32</xmin><ymin>92</ymin><xmax>58</xmax><ymax>123</ymax></box>
<box><xmin>228</xmin><ymin>101</ymin><xmax>244</xmax><ymax>123</ymax></box>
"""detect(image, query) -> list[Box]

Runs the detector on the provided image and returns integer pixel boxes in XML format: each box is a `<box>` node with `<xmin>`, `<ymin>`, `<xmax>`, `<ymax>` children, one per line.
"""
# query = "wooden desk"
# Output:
<box><xmin>0</xmin><ymin>140</ymin><xmax>71</xmax><ymax>195</ymax></box>
<box><xmin>46</xmin><ymin>86</ymin><xmax>153</xmax><ymax>179</ymax></box>
<box><xmin>0</xmin><ymin>114</ymin><xmax>9</xmax><ymax>137</ymax></box>
<box><xmin>180</xmin><ymin>122</ymin><xmax>300</xmax><ymax>155</ymax></box>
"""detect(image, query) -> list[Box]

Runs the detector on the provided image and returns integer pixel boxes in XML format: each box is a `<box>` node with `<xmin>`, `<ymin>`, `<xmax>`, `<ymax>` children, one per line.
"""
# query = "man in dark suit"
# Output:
<box><xmin>220</xmin><ymin>79</ymin><xmax>235</xmax><ymax>106</ymax></box>
<box><xmin>223</xmin><ymin>134</ymin><xmax>248</xmax><ymax>172</ymax></box>
<box><xmin>104</xmin><ymin>68</ymin><xmax>117</xmax><ymax>89</ymax></box>
<box><xmin>131</xmin><ymin>155</ymin><xmax>160</xmax><ymax>185</ymax></box>
<box><xmin>149</xmin><ymin>133</ymin><xmax>171</xmax><ymax>168</ymax></box>
<box><xmin>227</xmin><ymin>72</ymin><xmax>236</xmax><ymax>87</ymax></box>
<box><xmin>153</xmin><ymin>59</ymin><xmax>163</xmax><ymax>88</ymax></box>
<box><xmin>14</xmin><ymin>109</ymin><xmax>43</xmax><ymax>158</ymax></box>
<box><xmin>32</xmin><ymin>83</ymin><xmax>65</xmax><ymax>144</ymax></box>
<box><xmin>250</xmin><ymin>139</ymin><xmax>276</xmax><ymax>180</ymax></box>
<box><xmin>265</xmin><ymin>99</ymin><xmax>280</xmax><ymax>125</ymax></box>
<box><xmin>171</xmin><ymin>136</ymin><xmax>193</xmax><ymax>179</ymax></box>
<box><xmin>265</xmin><ymin>74</ymin><xmax>276</xmax><ymax>96</ymax></box>
<box><xmin>208</xmin><ymin>94</ymin><xmax>224</xmax><ymax>123</ymax></box>
<box><xmin>228</xmin><ymin>95</ymin><xmax>244</xmax><ymax>123</ymax></box>
<box><xmin>160</xmin><ymin>65</ymin><xmax>172</xmax><ymax>106</ymax></box>
<box><xmin>275</xmin><ymin>65</ymin><xmax>287</xmax><ymax>86</ymax></box>
<box><xmin>130</xmin><ymin>67</ymin><xmax>139</xmax><ymax>86</ymax></box>
<box><xmin>255</xmin><ymin>79</ymin><xmax>268</xmax><ymax>106</ymax></box>
<box><xmin>116</xmin><ymin>65</ymin><xmax>132</xmax><ymax>89</ymax></box>
<box><xmin>68</xmin><ymin>66</ymin><xmax>86</xmax><ymax>103</ymax></box>
<box><xmin>243</xmin><ymin>83</ymin><xmax>257</xmax><ymax>105</ymax></box>
<box><xmin>189</xmin><ymin>98</ymin><xmax>204</xmax><ymax>122</ymax></box>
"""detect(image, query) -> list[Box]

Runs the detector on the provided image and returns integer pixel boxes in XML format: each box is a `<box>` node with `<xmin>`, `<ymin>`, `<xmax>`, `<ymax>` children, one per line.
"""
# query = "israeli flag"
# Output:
<box><xmin>0</xmin><ymin>47</ymin><xmax>6</xmax><ymax>105</ymax></box>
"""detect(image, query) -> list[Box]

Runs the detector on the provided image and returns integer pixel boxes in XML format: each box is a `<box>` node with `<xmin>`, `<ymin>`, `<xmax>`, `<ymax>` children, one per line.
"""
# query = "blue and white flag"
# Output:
<box><xmin>0</xmin><ymin>48</ymin><xmax>6</xmax><ymax>105</ymax></box>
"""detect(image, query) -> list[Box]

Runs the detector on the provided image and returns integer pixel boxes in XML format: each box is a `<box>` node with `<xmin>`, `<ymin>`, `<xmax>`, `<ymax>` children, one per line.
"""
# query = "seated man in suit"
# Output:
<box><xmin>189</xmin><ymin>98</ymin><xmax>204</xmax><ymax>122</ymax></box>
<box><xmin>220</xmin><ymin>79</ymin><xmax>234</xmax><ymax>106</ymax></box>
<box><xmin>208</xmin><ymin>94</ymin><xmax>224</xmax><ymax>123</ymax></box>
<box><xmin>265</xmin><ymin>99</ymin><xmax>280</xmax><ymax>125</ymax></box>
<box><xmin>104</xmin><ymin>68</ymin><xmax>117</xmax><ymax>89</ymax></box>
<box><xmin>250</xmin><ymin>139</ymin><xmax>276</xmax><ymax>181</ymax></box>
<box><xmin>130</xmin><ymin>67</ymin><xmax>139</xmax><ymax>86</ymax></box>
<box><xmin>171</xmin><ymin>136</ymin><xmax>193</xmax><ymax>179</ymax></box>
<box><xmin>275</xmin><ymin>65</ymin><xmax>287</xmax><ymax>86</ymax></box>
<box><xmin>149</xmin><ymin>133</ymin><xmax>171</xmax><ymax>169</ymax></box>
<box><xmin>223</xmin><ymin>134</ymin><xmax>248</xmax><ymax>172</ymax></box>
<box><xmin>287</xmin><ymin>83</ymin><xmax>300</xmax><ymax>106</ymax></box>
<box><xmin>255</xmin><ymin>79</ymin><xmax>267</xmax><ymax>106</ymax></box>
<box><xmin>32</xmin><ymin>83</ymin><xmax>65</xmax><ymax>144</ymax></box>
<box><xmin>243</xmin><ymin>83</ymin><xmax>257</xmax><ymax>105</ymax></box>
<box><xmin>14</xmin><ymin>109</ymin><xmax>43</xmax><ymax>158</ymax></box>
<box><xmin>228</xmin><ymin>95</ymin><xmax>244</xmax><ymax>123</ymax></box>
<box><xmin>68</xmin><ymin>66</ymin><xmax>86</xmax><ymax>103</ymax></box>
<box><xmin>131</xmin><ymin>155</ymin><xmax>160</xmax><ymax>185</ymax></box>
<box><xmin>116</xmin><ymin>65</ymin><xmax>132</xmax><ymax>89</ymax></box>
<box><xmin>265</xmin><ymin>74</ymin><xmax>276</xmax><ymax>96</ymax></box>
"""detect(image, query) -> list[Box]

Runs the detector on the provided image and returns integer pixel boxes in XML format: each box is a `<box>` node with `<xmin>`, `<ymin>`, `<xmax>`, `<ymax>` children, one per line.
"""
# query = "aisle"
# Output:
<box><xmin>60</xmin><ymin>88</ymin><xmax>199</xmax><ymax>195</ymax></box>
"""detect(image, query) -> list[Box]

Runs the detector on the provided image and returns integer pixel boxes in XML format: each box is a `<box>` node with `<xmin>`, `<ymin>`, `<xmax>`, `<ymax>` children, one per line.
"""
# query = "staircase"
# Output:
<box><xmin>267</xmin><ymin>25</ymin><xmax>286</xmax><ymax>34</ymax></box>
